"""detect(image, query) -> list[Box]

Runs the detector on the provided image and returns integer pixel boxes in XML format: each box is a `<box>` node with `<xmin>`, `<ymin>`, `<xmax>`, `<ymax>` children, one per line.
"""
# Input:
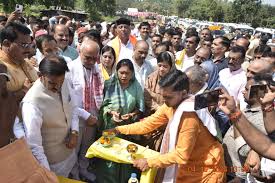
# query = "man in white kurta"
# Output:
<box><xmin>22</xmin><ymin>55</ymin><xmax>90</xmax><ymax>177</ymax></box>
<box><xmin>107</xmin><ymin>18</ymin><xmax>137</xmax><ymax>62</ymax></box>
<box><xmin>66</xmin><ymin>39</ymin><xmax>103</xmax><ymax>181</ymax></box>
<box><xmin>219</xmin><ymin>46</ymin><xmax>247</xmax><ymax>110</ymax></box>
<box><xmin>175</xmin><ymin>34</ymin><xmax>199</xmax><ymax>72</ymax></box>
<box><xmin>131</xmin><ymin>40</ymin><xmax>154</xmax><ymax>89</ymax></box>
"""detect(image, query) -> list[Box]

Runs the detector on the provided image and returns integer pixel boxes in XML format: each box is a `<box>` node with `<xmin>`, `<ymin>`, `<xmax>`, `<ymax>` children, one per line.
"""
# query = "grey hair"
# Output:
<box><xmin>185</xmin><ymin>65</ymin><xmax>208</xmax><ymax>86</ymax></box>
<box><xmin>80</xmin><ymin>38</ymin><xmax>100</xmax><ymax>52</ymax></box>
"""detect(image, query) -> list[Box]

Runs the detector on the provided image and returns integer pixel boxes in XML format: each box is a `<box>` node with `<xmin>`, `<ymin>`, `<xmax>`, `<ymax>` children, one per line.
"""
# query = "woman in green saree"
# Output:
<box><xmin>96</xmin><ymin>59</ymin><xmax>145</xmax><ymax>183</ymax></box>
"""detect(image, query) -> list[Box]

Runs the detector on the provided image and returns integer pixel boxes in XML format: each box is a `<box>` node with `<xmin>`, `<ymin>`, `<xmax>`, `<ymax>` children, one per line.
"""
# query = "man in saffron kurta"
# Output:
<box><xmin>112</xmin><ymin>70</ymin><xmax>226</xmax><ymax>183</ymax></box>
<box><xmin>0</xmin><ymin>22</ymin><xmax>38</xmax><ymax>100</ymax></box>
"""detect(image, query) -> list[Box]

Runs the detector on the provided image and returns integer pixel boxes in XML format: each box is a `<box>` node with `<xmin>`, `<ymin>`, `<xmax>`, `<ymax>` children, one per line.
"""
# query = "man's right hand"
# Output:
<box><xmin>7</xmin><ymin>11</ymin><xmax>21</xmax><ymax>24</ymax></box>
<box><xmin>103</xmin><ymin>128</ymin><xmax>120</xmax><ymax>135</ymax></box>
<box><xmin>218</xmin><ymin>89</ymin><xmax>237</xmax><ymax>115</ymax></box>
<box><xmin>260</xmin><ymin>87</ymin><xmax>275</xmax><ymax>111</ymax></box>
<box><xmin>245</xmin><ymin>150</ymin><xmax>261</xmax><ymax>173</ymax></box>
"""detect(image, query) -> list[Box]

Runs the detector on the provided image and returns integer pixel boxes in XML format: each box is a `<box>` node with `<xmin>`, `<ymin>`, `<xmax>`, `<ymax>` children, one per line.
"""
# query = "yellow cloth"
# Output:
<box><xmin>0</xmin><ymin>50</ymin><xmax>38</xmax><ymax>92</ymax></box>
<box><xmin>117</xmin><ymin>104</ymin><xmax>226</xmax><ymax>183</ymax></box>
<box><xmin>99</xmin><ymin>63</ymin><xmax>116</xmax><ymax>81</ymax></box>
<box><xmin>58</xmin><ymin>176</ymin><xmax>86</xmax><ymax>183</ymax></box>
<box><xmin>175</xmin><ymin>49</ymin><xmax>186</xmax><ymax>69</ymax></box>
<box><xmin>99</xmin><ymin>63</ymin><xmax>111</xmax><ymax>81</ymax></box>
<box><xmin>86</xmin><ymin>137</ymin><xmax>159</xmax><ymax>183</ymax></box>
<box><xmin>111</xmin><ymin>35</ymin><xmax>137</xmax><ymax>62</ymax></box>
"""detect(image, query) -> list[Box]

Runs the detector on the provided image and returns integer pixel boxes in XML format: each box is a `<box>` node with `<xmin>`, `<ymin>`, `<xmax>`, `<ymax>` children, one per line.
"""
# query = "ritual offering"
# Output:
<box><xmin>102</xmin><ymin>131</ymin><xmax>116</xmax><ymax>139</ymax></box>
<box><xmin>86</xmin><ymin>137</ymin><xmax>160</xmax><ymax>183</ymax></box>
<box><xmin>99</xmin><ymin>136</ymin><xmax>112</xmax><ymax>147</ymax></box>
<box><xmin>127</xmin><ymin>144</ymin><xmax>138</xmax><ymax>160</ymax></box>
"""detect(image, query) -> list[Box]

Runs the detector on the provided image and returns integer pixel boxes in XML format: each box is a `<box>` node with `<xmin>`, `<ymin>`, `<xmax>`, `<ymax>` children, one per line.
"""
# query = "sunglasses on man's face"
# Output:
<box><xmin>14</xmin><ymin>42</ymin><xmax>34</xmax><ymax>49</ymax></box>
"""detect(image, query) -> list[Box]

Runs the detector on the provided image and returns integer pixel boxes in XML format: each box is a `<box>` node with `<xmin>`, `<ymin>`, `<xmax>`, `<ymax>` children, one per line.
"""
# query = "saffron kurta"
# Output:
<box><xmin>117</xmin><ymin>104</ymin><xmax>226</xmax><ymax>183</ymax></box>
<box><xmin>0</xmin><ymin>50</ymin><xmax>38</xmax><ymax>92</ymax></box>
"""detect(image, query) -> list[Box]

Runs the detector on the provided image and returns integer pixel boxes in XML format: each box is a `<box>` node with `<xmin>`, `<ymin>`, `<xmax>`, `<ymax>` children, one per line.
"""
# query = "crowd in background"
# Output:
<box><xmin>0</xmin><ymin>10</ymin><xmax>274</xmax><ymax>183</ymax></box>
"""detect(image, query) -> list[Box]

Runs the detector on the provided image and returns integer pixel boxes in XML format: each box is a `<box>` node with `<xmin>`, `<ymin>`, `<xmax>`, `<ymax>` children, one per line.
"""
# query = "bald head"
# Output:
<box><xmin>194</xmin><ymin>47</ymin><xmax>211</xmax><ymax>65</ymax></box>
<box><xmin>236</xmin><ymin>37</ymin><xmax>250</xmax><ymax>51</ymax></box>
<box><xmin>79</xmin><ymin>39</ymin><xmax>100</xmax><ymax>69</ymax></box>
<box><xmin>53</xmin><ymin>24</ymin><xmax>68</xmax><ymax>33</ymax></box>
<box><xmin>80</xmin><ymin>39</ymin><xmax>100</xmax><ymax>52</ymax></box>
<box><xmin>134</xmin><ymin>40</ymin><xmax>149</xmax><ymax>50</ymax></box>
<box><xmin>185</xmin><ymin>65</ymin><xmax>208</xmax><ymax>94</ymax></box>
<box><xmin>133</xmin><ymin>40</ymin><xmax>149</xmax><ymax>64</ymax></box>
<box><xmin>247</xmin><ymin>59</ymin><xmax>272</xmax><ymax>80</ymax></box>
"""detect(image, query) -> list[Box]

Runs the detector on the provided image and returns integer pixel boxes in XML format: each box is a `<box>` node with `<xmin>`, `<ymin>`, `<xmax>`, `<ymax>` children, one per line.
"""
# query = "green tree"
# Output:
<box><xmin>256</xmin><ymin>4</ymin><xmax>275</xmax><ymax>28</ymax></box>
<box><xmin>175</xmin><ymin>0</ymin><xmax>193</xmax><ymax>17</ymax></box>
<box><xmin>0</xmin><ymin>0</ymin><xmax>74</xmax><ymax>13</ymax></box>
<box><xmin>182</xmin><ymin>0</ymin><xmax>225</xmax><ymax>22</ymax></box>
<box><xmin>231</xmin><ymin>0</ymin><xmax>261</xmax><ymax>24</ymax></box>
<box><xmin>116</xmin><ymin>0</ymin><xmax>134</xmax><ymax>12</ymax></box>
<box><xmin>83</xmin><ymin>0</ymin><xmax>116</xmax><ymax>21</ymax></box>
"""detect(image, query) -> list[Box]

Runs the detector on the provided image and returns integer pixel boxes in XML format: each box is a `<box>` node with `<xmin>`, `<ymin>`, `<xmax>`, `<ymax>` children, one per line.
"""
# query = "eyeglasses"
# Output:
<box><xmin>0</xmin><ymin>73</ymin><xmax>11</xmax><ymax>81</ymax></box>
<box><xmin>14</xmin><ymin>42</ymin><xmax>33</xmax><ymax>49</ymax></box>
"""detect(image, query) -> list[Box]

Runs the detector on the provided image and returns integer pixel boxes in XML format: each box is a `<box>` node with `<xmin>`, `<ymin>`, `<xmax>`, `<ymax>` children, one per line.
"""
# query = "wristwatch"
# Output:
<box><xmin>71</xmin><ymin>130</ymin><xmax>79</xmax><ymax>136</ymax></box>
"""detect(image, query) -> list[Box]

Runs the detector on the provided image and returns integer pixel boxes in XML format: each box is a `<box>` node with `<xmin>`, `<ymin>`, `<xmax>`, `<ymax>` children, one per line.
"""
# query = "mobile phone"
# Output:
<box><xmin>250</xmin><ymin>170</ymin><xmax>275</xmax><ymax>182</ymax></box>
<box><xmin>15</xmin><ymin>4</ymin><xmax>23</xmax><ymax>13</ymax></box>
<box><xmin>248</xmin><ymin>84</ymin><xmax>267</xmax><ymax>100</ymax></box>
<box><xmin>194</xmin><ymin>89</ymin><xmax>221</xmax><ymax>110</ymax></box>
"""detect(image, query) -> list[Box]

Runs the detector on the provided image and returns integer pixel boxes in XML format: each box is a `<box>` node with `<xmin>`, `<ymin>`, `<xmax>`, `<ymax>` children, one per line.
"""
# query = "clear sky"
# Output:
<box><xmin>262</xmin><ymin>0</ymin><xmax>275</xmax><ymax>5</ymax></box>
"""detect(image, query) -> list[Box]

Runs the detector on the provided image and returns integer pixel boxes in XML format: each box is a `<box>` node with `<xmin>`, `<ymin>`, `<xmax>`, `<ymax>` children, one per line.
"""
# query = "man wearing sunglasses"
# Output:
<box><xmin>0</xmin><ymin>22</ymin><xmax>38</xmax><ymax>101</ymax></box>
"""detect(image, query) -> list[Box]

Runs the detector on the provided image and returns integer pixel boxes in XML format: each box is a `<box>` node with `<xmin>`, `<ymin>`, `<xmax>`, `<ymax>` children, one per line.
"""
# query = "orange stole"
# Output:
<box><xmin>111</xmin><ymin>35</ymin><xmax>137</xmax><ymax>62</ymax></box>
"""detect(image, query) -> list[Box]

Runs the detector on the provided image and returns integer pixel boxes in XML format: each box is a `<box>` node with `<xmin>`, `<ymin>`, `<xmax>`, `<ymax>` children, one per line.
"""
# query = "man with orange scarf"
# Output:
<box><xmin>107</xmin><ymin>70</ymin><xmax>226</xmax><ymax>183</ymax></box>
<box><xmin>108</xmin><ymin>18</ymin><xmax>137</xmax><ymax>62</ymax></box>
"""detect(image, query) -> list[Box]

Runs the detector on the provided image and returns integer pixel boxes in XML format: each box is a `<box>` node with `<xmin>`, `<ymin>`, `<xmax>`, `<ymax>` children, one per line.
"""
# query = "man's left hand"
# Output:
<box><xmin>133</xmin><ymin>158</ymin><xmax>149</xmax><ymax>171</ymax></box>
<box><xmin>66</xmin><ymin>132</ymin><xmax>78</xmax><ymax>149</ymax></box>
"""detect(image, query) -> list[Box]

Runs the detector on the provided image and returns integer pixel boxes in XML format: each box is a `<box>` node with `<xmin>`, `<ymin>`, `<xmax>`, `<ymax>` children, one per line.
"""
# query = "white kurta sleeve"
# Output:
<box><xmin>77</xmin><ymin>108</ymin><xmax>91</xmax><ymax>120</ymax></box>
<box><xmin>71</xmin><ymin>107</ymin><xmax>91</xmax><ymax>131</ymax></box>
<box><xmin>71</xmin><ymin>108</ymin><xmax>79</xmax><ymax>132</ymax></box>
<box><xmin>13</xmin><ymin>116</ymin><xmax>26</xmax><ymax>138</ymax></box>
<box><xmin>22</xmin><ymin>102</ymin><xmax>50</xmax><ymax>170</ymax></box>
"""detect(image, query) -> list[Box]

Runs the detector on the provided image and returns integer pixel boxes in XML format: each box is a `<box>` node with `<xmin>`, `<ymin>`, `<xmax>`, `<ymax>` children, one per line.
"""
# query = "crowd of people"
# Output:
<box><xmin>0</xmin><ymin>10</ymin><xmax>274</xmax><ymax>183</ymax></box>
